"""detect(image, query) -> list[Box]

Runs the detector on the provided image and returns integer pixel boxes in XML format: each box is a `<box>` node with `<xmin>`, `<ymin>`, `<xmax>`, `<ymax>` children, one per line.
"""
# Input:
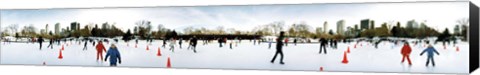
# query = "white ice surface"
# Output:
<box><xmin>0</xmin><ymin>40</ymin><xmax>469</xmax><ymax>74</ymax></box>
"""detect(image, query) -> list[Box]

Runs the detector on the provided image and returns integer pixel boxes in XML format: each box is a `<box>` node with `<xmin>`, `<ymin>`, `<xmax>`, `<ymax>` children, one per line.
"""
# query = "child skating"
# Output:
<box><xmin>105</xmin><ymin>44</ymin><xmax>122</xmax><ymax>66</ymax></box>
<box><xmin>420</xmin><ymin>41</ymin><xmax>440</xmax><ymax>67</ymax></box>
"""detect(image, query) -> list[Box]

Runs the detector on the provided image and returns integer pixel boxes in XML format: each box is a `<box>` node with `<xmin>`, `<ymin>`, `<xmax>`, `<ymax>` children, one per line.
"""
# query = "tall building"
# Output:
<box><xmin>102</xmin><ymin>22</ymin><xmax>111</xmax><ymax>29</ymax></box>
<box><xmin>370</xmin><ymin>20</ymin><xmax>375</xmax><ymax>29</ymax></box>
<box><xmin>55</xmin><ymin>23</ymin><xmax>60</xmax><ymax>35</ymax></box>
<box><xmin>454</xmin><ymin>25</ymin><xmax>461</xmax><ymax>35</ymax></box>
<box><xmin>70</xmin><ymin>22</ymin><xmax>80</xmax><ymax>31</ymax></box>
<box><xmin>45</xmin><ymin>24</ymin><xmax>49</xmax><ymax>34</ymax></box>
<box><xmin>323</xmin><ymin>21</ymin><xmax>328</xmax><ymax>33</ymax></box>
<box><xmin>407</xmin><ymin>20</ymin><xmax>419</xmax><ymax>29</ymax></box>
<box><xmin>337</xmin><ymin>20</ymin><xmax>345</xmax><ymax>35</ymax></box>
<box><xmin>360</xmin><ymin>19</ymin><xmax>371</xmax><ymax>30</ymax></box>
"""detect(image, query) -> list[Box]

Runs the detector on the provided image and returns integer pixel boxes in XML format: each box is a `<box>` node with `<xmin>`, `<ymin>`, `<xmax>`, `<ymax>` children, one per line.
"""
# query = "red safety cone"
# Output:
<box><xmin>167</xmin><ymin>57</ymin><xmax>171</xmax><ymax>68</ymax></box>
<box><xmin>58</xmin><ymin>50</ymin><xmax>63</xmax><ymax>59</ymax></box>
<box><xmin>61</xmin><ymin>45</ymin><xmax>65</xmax><ymax>50</ymax></box>
<box><xmin>320</xmin><ymin>67</ymin><xmax>324</xmax><ymax>71</ymax></box>
<box><xmin>341</xmin><ymin>51</ymin><xmax>348</xmax><ymax>64</ymax></box>
<box><xmin>347</xmin><ymin>47</ymin><xmax>351</xmax><ymax>53</ymax></box>
<box><xmin>146</xmin><ymin>45</ymin><xmax>150</xmax><ymax>50</ymax></box>
<box><xmin>444</xmin><ymin>45</ymin><xmax>446</xmax><ymax>50</ymax></box>
<box><xmin>354</xmin><ymin>44</ymin><xmax>357</xmax><ymax>48</ymax></box>
<box><xmin>157</xmin><ymin>47</ymin><xmax>162</xmax><ymax>56</ymax></box>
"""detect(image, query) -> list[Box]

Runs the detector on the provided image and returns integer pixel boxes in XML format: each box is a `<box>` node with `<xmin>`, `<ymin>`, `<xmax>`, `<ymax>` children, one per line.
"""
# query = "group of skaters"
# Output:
<box><xmin>32</xmin><ymin>36</ymin><xmax>122</xmax><ymax>66</ymax></box>
<box><xmin>268</xmin><ymin>31</ymin><xmax>445</xmax><ymax>67</ymax></box>
<box><xmin>24</xmin><ymin>31</ymin><xmax>450</xmax><ymax>67</ymax></box>
<box><xmin>158</xmin><ymin>36</ymin><xmax>199</xmax><ymax>53</ymax></box>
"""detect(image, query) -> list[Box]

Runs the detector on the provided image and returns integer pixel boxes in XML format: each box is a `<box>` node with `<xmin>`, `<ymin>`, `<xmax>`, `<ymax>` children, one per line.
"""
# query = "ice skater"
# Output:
<box><xmin>105</xmin><ymin>44</ymin><xmax>122</xmax><ymax>67</ymax></box>
<box><xmin>83</xmin><ymin>40</ymin><xmax>88</xmax><ymax>50</ymax></box>
<box><xmin>420</xmin><ymin>41</ymin><xmax>440</xmax><ymax>67</ymax></box>
<box><xmin>190</xmin><ymin>36</ymin><xmax>198</xmax><ymax>53</ymax></box>
<box><xmin>293</xmin><ymin>38</ymin><xmax>297</xmax><ymax>46</ymax></box>
<box><xmin>268</xmin><ymin>39</ymin><xmax>272</xmax><ymax>49</ymax></box>
<box><xmin>38</xmin><ymin>37</ymin><xmax>44</xmax><ymax>50</ymax></box>
<box><xmin>178</xmin><ymin>38</ymin><xmax>183</xmax><ymax>49</ymax></box>
<box><xmin>270</xmin><ymin>31</ymin><xmax>285</xmax><ymax>64</ymax></box>
<box><xmin>401</xmin><ymin>42</ymin><xmax>412</xmax><ymax>65</ymax></box>
<box><xmin>162</xmin><ymin>39</ymin><xmax>167</xmax><ymax>48</ymax></box>
<box><xmin>218</xmin><ymin>38</ymin><xmax>223</xmax><ymax>47</ymax></box>
<box><xmin>169</xmin><ymin>38</ymin><xmax>176</xmax><ymax>52</ymax></box>
<box><xmin>96</xmin><ymin>41</ymin><xmax>107</xmax><ymax>62</ymax></box>
<box><xmin>47</xmin><ymin>38</ymin><xmax>53</xmax><ymax>49</ymax></box>
<box><xmin>319</xmin><ymin>38</ymin><xmax>327</xmax><ymax>54</ymax></box>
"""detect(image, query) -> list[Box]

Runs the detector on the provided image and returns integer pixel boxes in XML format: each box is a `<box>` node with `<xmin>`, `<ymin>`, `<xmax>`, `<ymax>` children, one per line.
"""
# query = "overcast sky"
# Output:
<box><xmin>0</xmin><ymin>1</ymin><xmax>469</xmax><ymax>33</ymax></box>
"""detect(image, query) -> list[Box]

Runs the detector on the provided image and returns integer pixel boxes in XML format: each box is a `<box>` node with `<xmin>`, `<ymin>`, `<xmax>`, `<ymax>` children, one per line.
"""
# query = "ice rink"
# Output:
<box><xmin>0</xmin><ymin>40</ymin><xmax>469</xmax><ymax>74</ymax></box>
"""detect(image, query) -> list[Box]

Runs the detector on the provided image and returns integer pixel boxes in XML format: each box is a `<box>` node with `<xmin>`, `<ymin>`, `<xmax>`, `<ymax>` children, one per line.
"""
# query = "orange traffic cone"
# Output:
<box><xmin>320</xmin><ymin>67</ymin><xmax>324</xmax><ymax>71</ymax></box>
<box><xmin>341</xmin><ymin>51</ymin><xmax>348</xmax><ymax>64</ymax></box>
<box><xmin>146</xmin><ymin>45</ymin><xmax>150</xmax><ymax>50</ymax></box>
<box><xmin>61</xmin><ymin>45</ymin><xmax>65</xmax><ymax>50</ymax></box>
<box><xmin>444</xmin><ymin>45</ymin><xmax>446</xmax><ymax>50</ymax></box>
<box><xmin>167</xmin><ymin>57</ymin><xmax>171</xmax><ymax>68</ymax></box>
<box><xmin>58</xmin><ymin>50</ymin><xmax>63</xmax><ymax>59</ymax></box>
<box><xmin>354</xmin><ymin>44</ymin><xmax>357</xmax><ymax>48</ymax></box>
<box><xmin>456</xmin><ymin>46</ymin><xmax>459</xmax><ymax>52</ymax></box>
<box><xmin>157</xmin><ymin>48</ymin><xmax>162</xmax><ymax>56</ymax></box>
<box><xmin>347</xmin><ymin>47</ymin><xmax>351</xmax><ymax>53</ymax></box>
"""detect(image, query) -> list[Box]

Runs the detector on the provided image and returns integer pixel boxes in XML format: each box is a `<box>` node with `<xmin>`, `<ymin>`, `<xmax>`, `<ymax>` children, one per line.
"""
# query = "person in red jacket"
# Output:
<box><xmin>401</xmin><ymin>42</ymin><xmax>412</xmax><ymax>65</ymax></box>
<box><xmin>96</xmin><ymin>41</ymin><xmax>107</xmax><ymax>62</ymax></box>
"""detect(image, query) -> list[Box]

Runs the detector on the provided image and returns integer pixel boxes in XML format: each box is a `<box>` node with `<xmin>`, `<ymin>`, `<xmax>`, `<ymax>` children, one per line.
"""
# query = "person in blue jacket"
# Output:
<box><xmin>420</xmin><ymin>41</ymin><xmax>440</xmax><ymax>67</ymax></box>
<box><xmin>105</xmin><ymin>44</ymin><xmax>122</xmax><ymax>66</ymax></box>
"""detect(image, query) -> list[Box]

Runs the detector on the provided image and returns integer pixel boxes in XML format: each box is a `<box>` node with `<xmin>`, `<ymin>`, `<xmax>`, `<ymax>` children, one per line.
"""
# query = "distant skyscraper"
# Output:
<box><xmin>55</xmin><ymin>23</ymin><xmax>60</xmax><ymax>35</ymax></box>
<box><xmin>70</xmin><ymin>22</ymin><xmax>80</xmax><ymax>31</ymax></box>
<box><xmin>323</xmin><ymin>21</ymin><xmax>328</xmax><ymax>33</ymax></box>
<box><xmin>407</xmin><ymin>20</ymin><xmax>419</xmax><ymax>29</ymax></box>
<box><xmin>360</xmin><ymin>19</ymin><xmax>371</xmax><ymax>30</ymax></box>
<box><xmin>102</xmin><ymin>22</ymin><xmax>111</xmax><ymax>29</ymax></box>
<box><xmin>337</xmin><ymin>20</ymin><xmax>345</xmax><ymax>35</ymax></box>
<box><xmin>45</xmin><ymin>24</ymin><xmax>49</xmax><ymax>34</ymax></box>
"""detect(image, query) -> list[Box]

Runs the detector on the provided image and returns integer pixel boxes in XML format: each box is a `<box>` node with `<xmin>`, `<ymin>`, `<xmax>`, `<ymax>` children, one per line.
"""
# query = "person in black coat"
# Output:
<box><xmin>319</xmin><ymin>38</ymin><xmax>327</xmax><ymax>54</ymax></box>
<box><xmin>190</xmin><ymin>36</ymin><xmax>198</xmax><ymax>53</ymax></box>
<box><xmin>83</xmin><ymin>39</ymin><xmax>88</xmax><ymax>50</ymax></box>
<box><xmin>178</xmin><ymin>38</ymin><xmax>183</xmax><ymax>49</ymax></box>
<box><xmin>270</xmin><ymin>31</ymin><xmax>285</xmax><ymax>64</ymax></box>
<box><xmin>218</xmin><ymin>38</ymin><xmax>223</xmax><ymax>47</ymax></box>
<box><xmin>38</xmin><ymin>37</ymin><xmax>44</xmax><ymax>50</ymax></box>
<box><xmin>293</xmin><ymin>38</ymin><xmax>297</xmax><ymax>46</ymax></box>
<box><xmin>47</xmin><ymin>38</ymin><xmax>54</xmax><ymax>49</ymax></box>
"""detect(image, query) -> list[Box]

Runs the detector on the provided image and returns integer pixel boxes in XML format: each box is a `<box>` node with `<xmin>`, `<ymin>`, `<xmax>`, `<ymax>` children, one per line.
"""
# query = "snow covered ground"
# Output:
<box><xmin>0</xmin><ymin>40</ymin><xmax>469</xmax><ymax>74</ymax></box>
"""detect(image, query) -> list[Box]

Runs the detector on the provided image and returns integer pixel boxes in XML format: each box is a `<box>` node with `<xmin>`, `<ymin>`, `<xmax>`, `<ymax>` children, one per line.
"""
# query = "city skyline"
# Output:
<box><xmin>0</xmin><ymin>1</ymin><xmax>469</xmax><ymax>34</ymax></box>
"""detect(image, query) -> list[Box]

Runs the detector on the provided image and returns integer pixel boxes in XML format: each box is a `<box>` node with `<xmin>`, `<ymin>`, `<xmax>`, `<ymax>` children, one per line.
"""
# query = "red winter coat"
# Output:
<box><xmin>96</xmin><ymin>43</ymin><xmax>107</xmax><ymax>53</ymax></box>
<box><xmin>401</xmin><ymin>44</ymin><xmax>412</xmax><ymax>55</ymax></box>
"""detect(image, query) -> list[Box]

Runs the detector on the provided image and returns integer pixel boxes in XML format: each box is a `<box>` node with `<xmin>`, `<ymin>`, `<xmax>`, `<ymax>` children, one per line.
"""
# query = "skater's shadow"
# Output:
<box><xmin>400</xmin><ymin>63</ymin><xmax>412</xmax><ymax>72</ymax></box>
<box><xmin>426</xmin><ymin>66</ymin><xmax>435</xmax><ymax>73</ymax></box>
